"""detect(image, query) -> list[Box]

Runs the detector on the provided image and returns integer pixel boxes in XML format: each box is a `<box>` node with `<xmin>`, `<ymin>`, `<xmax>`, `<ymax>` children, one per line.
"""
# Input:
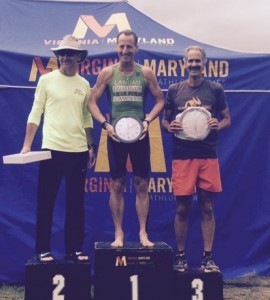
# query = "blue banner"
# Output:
<box><xmin>1</xmin><ymin>0</ymin><xmax>270</xmax><ymax>283</ymax></box>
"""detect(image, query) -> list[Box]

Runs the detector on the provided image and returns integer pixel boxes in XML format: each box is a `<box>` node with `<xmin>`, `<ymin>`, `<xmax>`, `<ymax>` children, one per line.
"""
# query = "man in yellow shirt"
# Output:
<box><xmin>21</xmin><ymin>35</ymin><xmax>96</xmax><ymax>262</ymax></box>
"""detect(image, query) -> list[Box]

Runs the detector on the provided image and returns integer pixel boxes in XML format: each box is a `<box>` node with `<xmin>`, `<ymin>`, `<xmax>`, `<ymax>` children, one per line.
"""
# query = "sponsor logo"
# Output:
<box><xmin>73</xmin><ymin>14</ymin><xmax>131</xmax><ymax>38</ymax></box>
<box><xmin>115</xmin><ymin>256</ymin><xmax>127</xmax><ymax>267</ymax></box>
<box><xmin>44</xmin><ymin>13</ymin><xmax>175</xmax><ymax>48</ymax></box>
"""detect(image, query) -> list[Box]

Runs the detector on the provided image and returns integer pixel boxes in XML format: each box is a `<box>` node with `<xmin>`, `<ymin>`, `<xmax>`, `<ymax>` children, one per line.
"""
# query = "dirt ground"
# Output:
<box><xmin>1</xmin><ymin>275</ymin><xmax>270</xmax><ymax>299</ymax></box>
<box><xmin>223</xmin><ymin>275</ymin><xmax>270</xmax><ymax>300</ymax></box>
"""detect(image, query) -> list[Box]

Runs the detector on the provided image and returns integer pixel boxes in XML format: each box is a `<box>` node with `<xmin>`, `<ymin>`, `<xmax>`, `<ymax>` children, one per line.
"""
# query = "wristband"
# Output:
<box><xmin>101</xmin><ymin>121</ymin><xmax>110</xmax><ymax>130</ymax></box>
<box><xmin>143</xmin><ymin>119</ymin><xmax>150</xmax><ymax>125</ymax></box>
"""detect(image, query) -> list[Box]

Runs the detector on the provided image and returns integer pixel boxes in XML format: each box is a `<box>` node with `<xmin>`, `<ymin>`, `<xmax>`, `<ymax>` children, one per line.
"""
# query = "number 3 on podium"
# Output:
<box><xmin>192</xmin><ymin>278</ymin><xmax>204</xmax><ymax>300</ymax></box>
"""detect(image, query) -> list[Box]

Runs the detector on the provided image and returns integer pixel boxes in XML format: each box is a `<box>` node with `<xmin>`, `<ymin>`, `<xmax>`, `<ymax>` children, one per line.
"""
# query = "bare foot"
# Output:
<box><xmin>140</xmin><ymin>232</ymin><xmax>154</xmax><ymax>247</ymax></box>
<box><xmin>111</xmin><ymin>232</ymin><xmax>124</xmax><ymax>247</ymax></box>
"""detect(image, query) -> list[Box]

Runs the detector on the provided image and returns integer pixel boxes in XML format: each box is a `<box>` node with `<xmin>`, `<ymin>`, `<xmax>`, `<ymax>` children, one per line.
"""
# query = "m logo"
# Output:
<box><xmin>115</xmin><ymin>256</ymin><xmax>127</xmax><ymax>267</ymax></box>
<box><xmin>29</xmin><ymin>57</ymin><xmax>58</xmax><ymax>82</ymax></box>
<box><xmin>73</xmin><ymin>14</ymin><xmax>131</xmax><ymax>39</ymax></box>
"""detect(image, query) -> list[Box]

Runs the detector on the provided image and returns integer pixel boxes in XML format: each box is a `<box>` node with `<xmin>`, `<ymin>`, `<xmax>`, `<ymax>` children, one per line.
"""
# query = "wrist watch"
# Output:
<box><xmin>113</xmin><ymin>116</ymin><xmax>143</xmax><ymax>143</ymax></box>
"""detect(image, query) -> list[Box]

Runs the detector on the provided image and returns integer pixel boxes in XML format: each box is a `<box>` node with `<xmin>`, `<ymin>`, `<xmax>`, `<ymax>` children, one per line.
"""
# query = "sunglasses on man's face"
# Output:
<box><xmin>57</xmin><ymin>50</ymin><xmax>78</xmax><ymax>57</ymax></box>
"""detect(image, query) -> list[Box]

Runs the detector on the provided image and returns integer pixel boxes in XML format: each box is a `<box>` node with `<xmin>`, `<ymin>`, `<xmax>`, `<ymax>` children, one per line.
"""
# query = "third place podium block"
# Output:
<box><xmin>94</xmin><ymin>242</ymin><xmax>173</xmax><ymax>300</ymax></box>
<box><xmin>173</xmin><ymin>268</ymin><xmax>223</xmax><ymax>300</ymax></box>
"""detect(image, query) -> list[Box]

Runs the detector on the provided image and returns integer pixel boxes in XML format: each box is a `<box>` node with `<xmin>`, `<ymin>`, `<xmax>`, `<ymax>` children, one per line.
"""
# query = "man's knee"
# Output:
<box><xmin>200</xmin><ymin>202</ymin><xmax>215</xmax><ymax>221</ymax></box>
<box><xmin>133</xmin><ymin>176</ymin><xmax>148</xmax><ymax>193</ymax></box>
<box><xmin>175</xmin><ymin>202</ymin><xmax>190</xmax><ymax>221</ymax></box>
<box><xmin>111</xmin><ymin>177</ymin><xmax>126</xmax><ymax>194</ymax></box>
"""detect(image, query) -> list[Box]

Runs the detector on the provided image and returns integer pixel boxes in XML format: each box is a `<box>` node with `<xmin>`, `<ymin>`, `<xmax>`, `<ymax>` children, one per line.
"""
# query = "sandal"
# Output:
<box><xmin>37</xmin><ymin>252</ymin><xmax>55</xmax><ymax>263</ymax></box>
<box><xmin>66</xmin><ymin>251</ymin><xmax>89</xmax><ymax>262</ymax></box>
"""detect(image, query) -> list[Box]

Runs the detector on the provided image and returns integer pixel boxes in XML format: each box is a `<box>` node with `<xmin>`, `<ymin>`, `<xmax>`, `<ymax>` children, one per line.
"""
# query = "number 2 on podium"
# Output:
<box><xmin>53</xmin><ymin>274</ymin><xmax>65</xmax><ymax>300</ymax></box>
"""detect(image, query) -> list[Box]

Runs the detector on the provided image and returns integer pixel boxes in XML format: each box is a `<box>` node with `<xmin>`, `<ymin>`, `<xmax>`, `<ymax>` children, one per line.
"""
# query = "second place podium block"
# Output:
<box><xmin>25</xmin><ymin>258</ymin><xmax>92</xmax><ymax>300</ymax></box>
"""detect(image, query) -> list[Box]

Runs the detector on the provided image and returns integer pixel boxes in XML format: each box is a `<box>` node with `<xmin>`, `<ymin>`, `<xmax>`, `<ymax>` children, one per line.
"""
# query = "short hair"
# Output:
<box><xmin>116</xmin><ymin>29</ymin><xmax>138</xmax><ymax>46</ymax></box>
<box><xmin>184</xmin><ymin>46</ymin><xmax>207</xmax><ymax>63</ymax></box>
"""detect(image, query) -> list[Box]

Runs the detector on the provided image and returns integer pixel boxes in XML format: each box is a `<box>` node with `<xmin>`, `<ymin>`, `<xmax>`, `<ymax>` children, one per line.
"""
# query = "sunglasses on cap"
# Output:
<box><xmin>57</xmin><ymin>50</ymin><xmax>78</xmax><ymax>57</ymax></box>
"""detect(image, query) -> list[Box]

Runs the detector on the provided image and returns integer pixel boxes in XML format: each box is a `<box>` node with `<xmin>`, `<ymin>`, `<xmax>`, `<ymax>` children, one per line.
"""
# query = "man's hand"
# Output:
<box><xmin>87</xmin><ymin>145</ymin><xmax>97</xmax><ymax>168</ymax></box>
<box><xmin>168</xmin><ymin>119</ymin><xmax>183</xmax><ymax>133</ymax></box>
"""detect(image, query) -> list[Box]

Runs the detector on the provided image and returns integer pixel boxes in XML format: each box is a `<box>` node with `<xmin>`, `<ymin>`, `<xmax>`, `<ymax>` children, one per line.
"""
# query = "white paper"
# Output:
<box><xmin>3</xmin><ymin>151</ymin><xmax>52</xmax><ymax>164</ymax></box>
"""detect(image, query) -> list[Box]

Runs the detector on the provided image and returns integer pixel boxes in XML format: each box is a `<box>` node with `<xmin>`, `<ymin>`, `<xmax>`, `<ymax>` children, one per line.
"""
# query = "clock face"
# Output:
<box><xmin>113</xmin><ymin>116</ymin><xmax>143</xmax><ymax>143</ymax></box>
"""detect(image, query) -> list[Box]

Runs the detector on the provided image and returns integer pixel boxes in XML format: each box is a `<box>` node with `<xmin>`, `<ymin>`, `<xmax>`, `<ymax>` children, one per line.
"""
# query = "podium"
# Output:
<box><xmin>173</xmin><ymin>268</ymin><xmax>223</xmax><ymax>300</ymax></box>
<box><xmin>25</xmin><ymin>257</ymin><xmax>92</xmax><ymax>300</ymax></box>
<box><xmin>94</xmin><ymin>242</ymin><xmax>173</xmax><ymax>300</ymax></box>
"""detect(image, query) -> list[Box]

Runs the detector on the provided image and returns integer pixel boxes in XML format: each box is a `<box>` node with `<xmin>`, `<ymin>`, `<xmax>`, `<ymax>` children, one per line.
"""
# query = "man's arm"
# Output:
<box><xmin>85</xmin><ymin>127</ymin><xmax>96</xmax><ymax>168</ymax></box>
<box><xmin>208</xmin><ymin>107</ymin><xmax>231</xmax><ymax>131</ymax></box>
<box><xmin>218</xmin><ymin>107</ymin><xmax>231</xmax><ymax>130</ymax></box>
<box><xmin>162</xmin><ymin>108</ymin><xmax>172</xmax><ymax>132</ymax></box>
<box><xmin>87</xmin><ymin>67</ymin><xmax>111</xmax><ymax>124</ymax></box>
<box><xmin>162</xmin><ymin>108</ymin><xmax>182</xmax><ymax>133</ymax></box>
<box><xmin>85</xmin><ymin>127</ymin><xmax>95</xmax><ymax>148</ymax></box>
<box><xmin>142</xmin><ymin>67</ymin><xmax>165</xmax><ymax>123</ymax></box>
<box><xmin>87</xmin><ymin>66</ymin><xmax>119</xmax><ymax>142</ymax></box>
<box><xmin>21</xmin><ymin>123</ymin><xmax>38</xmax><ymax>153</ymax></box>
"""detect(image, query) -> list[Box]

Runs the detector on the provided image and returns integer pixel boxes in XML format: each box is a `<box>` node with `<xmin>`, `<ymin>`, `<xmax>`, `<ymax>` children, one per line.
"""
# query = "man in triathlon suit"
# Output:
<box><xmin>88</xmin><ymin>29</ymin><xmax>165</xmax><ymax>247</ymax></box>
<box><xmin>162</xmin><ymin>46</ymin><xmax>231</xmax><ymax>272</ymax></box>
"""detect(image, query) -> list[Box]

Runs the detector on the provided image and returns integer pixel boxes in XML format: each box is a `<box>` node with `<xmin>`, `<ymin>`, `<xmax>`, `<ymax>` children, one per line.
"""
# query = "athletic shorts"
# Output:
<box><xmin>107</xmin><ymin>134</ymin><xmax>150</xmax><ymax>179</ymax></box>
<box><xmin>172</xmin><ymin>158</ymin><xmax>222</xmax><ymax>196</ymax></box>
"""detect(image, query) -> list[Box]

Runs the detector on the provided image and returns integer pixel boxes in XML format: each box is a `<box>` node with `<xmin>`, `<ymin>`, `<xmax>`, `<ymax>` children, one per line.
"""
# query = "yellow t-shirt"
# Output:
<box><xmin>28</xmin><ymin>70</ymin><xmax>92</xmax><ymax>152</ymax></box>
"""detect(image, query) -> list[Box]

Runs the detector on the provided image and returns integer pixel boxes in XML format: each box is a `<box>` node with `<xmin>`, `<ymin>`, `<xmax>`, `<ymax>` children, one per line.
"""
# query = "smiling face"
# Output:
<box><xmin>116</xmin><ymin>33</ymin><xmax>138</xmax><ymax>66</ymax></box>
<box><xmin>184</xmin><ymin>48</ymin><xmax>206</xmax><ymax>78</ymax></box>
<box><xmin>57</xmin><ymin>50</ymin><xmax>82</xmax><ymax>75</ymax></box>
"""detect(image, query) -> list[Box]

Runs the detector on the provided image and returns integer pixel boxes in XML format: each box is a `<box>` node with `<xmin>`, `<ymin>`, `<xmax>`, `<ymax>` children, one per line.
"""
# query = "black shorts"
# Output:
<box><xmin>107</xmin><ymin>134</ymin><xmax>150</xmax><ymax>179</ymax></box>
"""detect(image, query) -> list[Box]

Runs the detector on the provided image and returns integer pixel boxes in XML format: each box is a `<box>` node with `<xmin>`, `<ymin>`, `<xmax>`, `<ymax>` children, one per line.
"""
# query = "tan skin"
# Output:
<box><xmin>21</xmin><ymin>51</ymin><xmax>96</xmax><ymax>261</ymax></box>
<box><xmin>162</xmin><ymin>48</ymin><xmax>231</xmax><ymax>254</ymax></box>
<box><xmin>88</xmin><ymin>32</ymin><xmax>165</xmax><ymax>247</ymax></box>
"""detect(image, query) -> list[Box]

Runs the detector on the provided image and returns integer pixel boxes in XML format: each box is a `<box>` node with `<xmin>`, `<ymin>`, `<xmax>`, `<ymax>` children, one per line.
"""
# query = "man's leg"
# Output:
<box><xmin>197</xmin><ymin>188</ymin><xmax>215</xmax><ymax>252</ymax></box>
<box><xmin>35</xmin><ymin>156</ymin><xmax>62</xmax><ymax>255</ymax></box>
<box><xmin>174</xmin><ymin>195</ymin><xmax>192</xmax><ymax>252</ymax></box>
<box><xmin>198</xmin><ymin>188</ymin><xmax>220</xmax><ymax>272</ymax></box>
<box><xmin>133</xmin><ymin>176</ymin><xmax>154</xmax><ymax>247</ymax></box>
<box><xmin>65</xmin><ymin>151</ymin><xmax>88</xmax><ymax>261</ymax></box>
<box><xmin>110</xmin><ymin>177</ymin><xmax>126</xmax><ymax>247</ymax></box>
<box><xmin>174</xmin><ymin>195</ymin><xmax>192</xmax><ymax>271</ymax></box>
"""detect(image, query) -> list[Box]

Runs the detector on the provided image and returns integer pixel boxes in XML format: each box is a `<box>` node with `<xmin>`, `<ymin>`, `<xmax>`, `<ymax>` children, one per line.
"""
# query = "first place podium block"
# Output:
<box><xmin>94</xmin><ymin>242</ymin><xmax>173</xmax><ymax>300</ymax></box>
<box><xmin>25</xmin><ymin>257</ymin><xmax>92</xmax><ymax>300</ymax></box>
<box><xmin>173</xmin><ymin>268</ymin><xmax>223</xmax><ymax>300</ymax></box>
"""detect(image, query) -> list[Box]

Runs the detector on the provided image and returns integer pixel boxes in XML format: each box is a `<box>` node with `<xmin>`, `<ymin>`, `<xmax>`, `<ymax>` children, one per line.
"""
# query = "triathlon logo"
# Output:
<box><xmin>115</xmin><ymin>256</ymin><xmax>127</xmax><ymax>267</ymax></box>
<box><xmin>44</xmin><ymin>12</ymin><xmax>175</xmax><ymax>49</ymax></box>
